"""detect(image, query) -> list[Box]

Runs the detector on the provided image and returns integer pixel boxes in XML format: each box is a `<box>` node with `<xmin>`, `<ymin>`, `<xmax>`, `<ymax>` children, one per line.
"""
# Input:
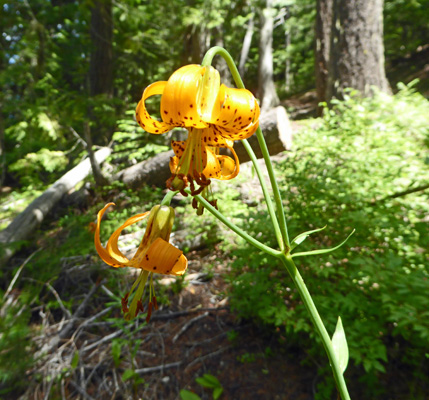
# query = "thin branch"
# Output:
<box><xmin>69</xmin><ymin>381</ymin><xmax>96</xmax><ymax>400</ymax></box>
<box><xmin>134</xmin><ymin>361</ymin><xmax>182</xmax><ymax>374</ymax></box>
<box><xmin>185</xmin><ymin>346</ymin><xmax>231</xmax><ymax>371</ymax></box>
<box><xmin>386</xmin><ymin>183</ymin><xmax>429</xmax><ymax>199</ymax></box>
<box><xmin>3</xmin><ymin>248</ymin><xmax>41</xmax><ymax>299</ymax></box>
<box><xmin>172</xmin><ymin>312</ymin><xmax>209</xmax><ymax>343</ymax></box>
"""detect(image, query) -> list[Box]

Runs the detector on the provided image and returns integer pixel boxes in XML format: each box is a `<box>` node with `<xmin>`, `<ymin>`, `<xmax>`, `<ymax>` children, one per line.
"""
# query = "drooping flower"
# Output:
<box><xmin>135</xmin><ymin>65</ymin><xmax>260</xmax><ymax>196</ymax></box>
<box><xmin>95</xmin><ymin>202</ymin><xmax>187</xmax><ymax>320</ymax></box>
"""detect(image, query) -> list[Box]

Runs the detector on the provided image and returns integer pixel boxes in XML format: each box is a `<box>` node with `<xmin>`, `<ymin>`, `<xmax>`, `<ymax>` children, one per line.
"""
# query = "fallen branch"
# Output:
<box><xmin>116</xmin><ymin>106</ymin><xmax>294</xmax><ymax>189</ymax></box>
<box><xmin>0</xmin><ymin>147</ymin><xmax>111</xmax><ymax>265</ymax></box>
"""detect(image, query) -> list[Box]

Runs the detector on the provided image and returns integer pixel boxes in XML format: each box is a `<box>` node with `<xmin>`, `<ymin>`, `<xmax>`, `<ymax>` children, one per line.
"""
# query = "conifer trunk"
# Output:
<box><xmin>258</xmin><ymin>0</ymin><xmax>280</xmax><ymax>111</ymax></box>
<box><xmin>326</xmin><ymin>0</ymin><xmax>390</xmax><ymax>100</ymax></box>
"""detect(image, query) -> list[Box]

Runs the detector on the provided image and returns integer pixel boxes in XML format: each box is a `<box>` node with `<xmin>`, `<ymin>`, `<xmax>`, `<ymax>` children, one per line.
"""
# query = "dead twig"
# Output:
<box><xmin>80</xmin><ymin>329</ymin><xmax>123</xmax><ymax>353</ymax></box>
<box><xmin>172</xmin><ymin>312</ymin><xmax>209</xmax><ymax>343</ymax></box>
<box><xmin>59</xmin><ymin>279</ymin><xmax>104</xmax><ymax>340</ymax></box>
<box><xmin>150</xmin><ymin>306</ymin><xmax>228</xmax><ymax>321</ymax></box>
<box><xmin>185</xmin><ymin>346</ymin><xmax>231</xmax><ymax>371</ymax></box>
<box><xmin>3</xmin><ymin>248</ymin><xmax>41</xmax><ymax>300</ymax></box>
<box><xmin>134</xmin><ymin>361</ymin><xmax>183</xmax><ymax>374</ymax></box>
<box><xmin>69</xmin><ymin>380</ymin><xmax>96</xmax><ymax>400</ymax></box>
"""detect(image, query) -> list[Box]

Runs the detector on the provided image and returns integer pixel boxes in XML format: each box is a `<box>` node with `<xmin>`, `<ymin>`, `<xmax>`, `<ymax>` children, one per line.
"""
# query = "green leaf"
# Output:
<box><xmin>121</xmin><ymin>369</ymin><xmax>137</xmax><ymax>382</ymax></box>
<box><xmin>179</xmin><ymin>389</ymin><xmax>201</xmax><ymax>400</ymax></box>
<box><xmin>70</xmin><ymin>351</ymin><xmax>79</xmax><ymax>369</ymax></box>
<box><xmin>291</xmin><ymin>229</ymin><xmax>355</xmax><ymax>258</ymax></box>
<box><xmin>111</xmin><ymin>339</ymin><xmax>122</xmax><ymax>368</ymax></box>
<box><xmin>213</xmin><ymin>386</ymin><xmax>224</xmax><ymax>400</ymax></box>
<box><xmin>332</xmin><ymin>316</ymin><xmax>349</xmax><ymax>374</ymax></box>
<box><xmin>195</xmin><ymin>373</ymin><xmax>221</xmax><ymax>388</ymax></box>
<box><xmin>290</xmin><ymin>225</ymin><xmax>327</xmax><ymax>250</ymax></box>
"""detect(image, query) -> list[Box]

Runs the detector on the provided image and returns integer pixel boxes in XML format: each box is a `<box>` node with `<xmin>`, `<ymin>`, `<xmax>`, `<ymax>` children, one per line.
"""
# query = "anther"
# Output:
<box><xmin>146</xmin><ymin>302</ymin><xmax>153</xmax><ymax>323</ymax></box>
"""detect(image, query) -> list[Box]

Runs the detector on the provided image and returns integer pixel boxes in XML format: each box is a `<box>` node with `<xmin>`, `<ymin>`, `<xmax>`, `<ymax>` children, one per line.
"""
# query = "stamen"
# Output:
<box><xmin>121</xmin><ymin>293</ymin><xmax>130</xmax><ymax>313</ymax></box>
<box><xmin>153</xmin><ymin>296</ymin><xmax>159</xmax><ymax>310</ymax></box>
<box><xmin>146</xmin><ymin>302</ymin><xmax>153</xmax><ymax>323</ymax></box>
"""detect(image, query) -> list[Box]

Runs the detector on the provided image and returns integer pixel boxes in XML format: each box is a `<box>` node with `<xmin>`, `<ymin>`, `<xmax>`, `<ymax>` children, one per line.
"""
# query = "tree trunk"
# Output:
<box><xmin>284</xmin><ymin>27</ymin><xmax>291</xmax><ymax>93</ymax></box>
<box><xmin>258</xmin><ymin>0</ymin><xmax>280</xmax><ymax>112</ymax></box>
<box><xmin>326</xmin><ymin>0</ymin><xmax>390</xmax><ymax>101</ymax></box>
<box><xmin>89</xmin><ymin>0</ymin><xmax>113</xmax><ymax>99</ymax></box>
<box><xmin>239</xmin><ymin>13</ymin><xmax>255</xmax><ymax>76</ymax></box>
<box><xmin>0</xmin><ymin>148</ymin><xmax>111</xmax><ymax>266</ymax></box>
<box><xmin>213</xmin><ymin>26</ymin><xmax>232</xmax><ymax>87</ymax></box>
<box><xmin>116</xmin><ymin>106</ymin><xmax>294</xmax><ymax>189</ymax></box>
<box><xmin>315</xmin><ymin>0</ymin><xmax>333</xmax><ymax>114</ymax></box>
<box><xmin>0</xmin><ymin>109</ymin><xmax>5</xmax><ymax>189</ymax></box>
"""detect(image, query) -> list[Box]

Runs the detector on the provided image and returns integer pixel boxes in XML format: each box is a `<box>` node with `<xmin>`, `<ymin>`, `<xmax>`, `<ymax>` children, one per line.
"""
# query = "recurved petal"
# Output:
<box><xmin>214</xmin><ymin>143</ymin><xmax>240</xmax><ymax>180</ymax></box>
<box><xmin>202</xmin><ymin>147</ymin><xmax>222</xmax><ymax>179</ymax></box>
<box><xmin>106</xmin><ymin>210</ymin><xmax>150</xmax><ymax>265</ymax></box>
<box><xmin>218</xmin><ymin>153</ymin><xmax>239</xmax><ymax>180</ymax></box>
<box><xmin>214</xmin><ymin>85</ymin><xmax>260</xmax><ymax>140</ymax></box>
<box><xmin>161</xmin><ymin>65</ymin><xmax>209</xmax><ymax>129</ymax></box>
<box><xmin>136</xmin><ymin>81</ymin><xmax>174</xmax><ymax>134</ymax></box>
<box><xmin>95</xmin><ymin>203</ymin><xmax>119</xmax><ymax>267</ymax></box>
<box><xmin>139</xmin><ymin>237</ymin><xmax>188</xmax><ymax>276</ymax></box>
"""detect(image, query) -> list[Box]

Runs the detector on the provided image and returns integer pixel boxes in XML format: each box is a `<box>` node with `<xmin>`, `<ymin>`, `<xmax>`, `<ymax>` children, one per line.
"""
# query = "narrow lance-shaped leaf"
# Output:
<box><xmin>290</xmin><ymin>225</ymin><xmax>327</xmax><ymax>250</ymax></box>
<box><xmin>291</xmin><ymin>229</ymin><xmax>355</xmax><ymax>258</ymax></box>
<box><xmin>332</xmin><ymin>316</ymin><xmax>349</xmax><ymax>374</ymax></box>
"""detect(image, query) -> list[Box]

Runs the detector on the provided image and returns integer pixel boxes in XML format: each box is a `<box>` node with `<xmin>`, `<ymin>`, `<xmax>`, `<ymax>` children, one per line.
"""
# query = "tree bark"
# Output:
<box><xmin>258</xmin><ymin>0</ymin><xmax>280</xmax><ymax>112</ymax></box>
<box><xmin>315</xmin><ymin>0</ymin><xmax>333</xmax><ymax>114</ymax></box>
<box><xmin>239</xmin><ymin>13</ymin><xmax>255</xmax><ymax>76</ymax></box>
<box><xmin>0</xmin><ymin>148</ymin><xmax>111</xmax><ymax>266</ymax></box>
<box><xmin>213</xmin><ymin>26</ymin><xmax>232</xmax><ymax>87</ymax></box>
<box><xmin>89</xmin><ymin>0</ymin><xmax>113</xmax><ymax>98</ymax></box>
<box><xmin>116</xmin><ymin>106</ymin><xmax>293</xmax><ymax>189</ymax></box>
<box><xmin>326</xmin><ymin>0</ymin><xmax>390</xmax><ymax>101</ymax></box>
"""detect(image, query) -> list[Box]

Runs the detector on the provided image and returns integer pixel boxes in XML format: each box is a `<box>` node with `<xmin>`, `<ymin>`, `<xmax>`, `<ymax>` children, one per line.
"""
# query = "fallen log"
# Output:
<box><xmin>0</xmin><ymin>147</ymin><xmax>111</xmax><ymax>266</ymax></box>
<box><xmin>116</xmin><ymin>106</ymin><xmax>294</xmax><ymax>189</ymax></box>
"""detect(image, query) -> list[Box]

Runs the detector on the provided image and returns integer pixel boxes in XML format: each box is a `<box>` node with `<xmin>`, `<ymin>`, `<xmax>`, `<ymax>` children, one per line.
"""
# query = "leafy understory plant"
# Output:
<box><xmin>180</xmin><ymin>373</ymin><xmax>224</xmax><ymax>400</ymax></box>
<box><xmin>95</xmin><ymin>46</ymin><xmax>354</xmax><ymax>399</ymax></box>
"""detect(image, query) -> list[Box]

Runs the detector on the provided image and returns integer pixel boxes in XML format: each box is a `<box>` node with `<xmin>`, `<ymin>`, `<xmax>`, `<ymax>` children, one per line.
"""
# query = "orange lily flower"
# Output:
<box><xmin>95</xmin><ymin>202</ymin><xmax>187</xmax><ymax>320</ymax></box>
<box><xmin>136</xmin><ymin>65</ymin><xmax>260</xmax><ymax>196</ymax></box>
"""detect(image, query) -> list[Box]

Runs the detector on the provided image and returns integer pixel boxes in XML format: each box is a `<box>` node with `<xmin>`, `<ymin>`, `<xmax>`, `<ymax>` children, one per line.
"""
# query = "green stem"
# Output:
<box><xmin>161</xmin><ymin>190</ymin><xmax>178</xmax><ymax>206</ymax></box>
<box><xmin>254</xmin><ymin>125</ymin><xmax>290</xmax><ymax>247</ymax></box>
<box><xmin>241</xmin><ymin>138</ymin><xmax>284</xmax><ymax>251</ymax></box>
<box><xmin>202</xmin><ymin>46</ymin><xmax>288</xmax><ymax>250</ymax></box>
<box><xmin>280</xmin><ymin>254</ymin><xmax>351</xmax><ymax>400</ymax></box>
<box><xmin>190</xmin><ymin>190</ymin><xmax>281</xmax><ymax>257</ymax></box>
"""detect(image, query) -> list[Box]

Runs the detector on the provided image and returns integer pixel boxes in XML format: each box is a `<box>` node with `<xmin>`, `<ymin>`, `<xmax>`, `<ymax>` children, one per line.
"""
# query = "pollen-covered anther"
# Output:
<box><xmin>192</xmin><ymin>197</ymin><xmax>198</xmax><ymax>210</ymax></box>
<box><xmin>209</xmin><ymin>199</ymin><xmax>218</xmax><ymax>210</ymax></box>
<box><xmin>121</xmin><ymin>294</ymin><xmax>130</xmax><ymax>313</ymax></box>
<box><xmin>153</xmin><ymin>296</ymin><xmax>159</xmax><ymax>310</ymax></box>
<box><xmin>146</xmin><ymin>302</ymin><xmax>153</xmax><ymax>323</ymax></box>
<box><xmin>135</xmin><ymin>300</ymin><xmax>145</xmax><ymax>317</ymax></box>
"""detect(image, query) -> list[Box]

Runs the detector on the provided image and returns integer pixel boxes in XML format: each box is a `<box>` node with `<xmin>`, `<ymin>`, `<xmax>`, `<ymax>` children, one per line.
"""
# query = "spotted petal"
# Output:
<box><xmin>214</xmin><ymin>85</ymin><xmax>260</xmax><ymax>140</ymax></box>
<box><xmin>161</xmin><ymin>65</ymin><xmax>211</xmax><ymax>129</ymax></box>
<box><xmin>139</xmin><ymin>237</ymin><xmax>187</xmax><ymax>276</ymax></box>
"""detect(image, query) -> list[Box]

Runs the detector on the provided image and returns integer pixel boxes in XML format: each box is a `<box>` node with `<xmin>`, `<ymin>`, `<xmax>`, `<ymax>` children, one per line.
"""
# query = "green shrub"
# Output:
<box><xmin>227</xmin><ymin>84</ymin><xmax>429</xmax><ymax>398</ymax></box>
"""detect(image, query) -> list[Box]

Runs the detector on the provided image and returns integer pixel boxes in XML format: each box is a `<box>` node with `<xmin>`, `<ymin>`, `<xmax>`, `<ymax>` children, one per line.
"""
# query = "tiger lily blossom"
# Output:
<box><xmin>95</xmin><ymin>202</ymin><xmax>187</xmax><ymax>321</ymax></box>
<box><xmin>136</xmin><ymin>64</ymin><xmax>260</xmax><ymax>197</ymax></box>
